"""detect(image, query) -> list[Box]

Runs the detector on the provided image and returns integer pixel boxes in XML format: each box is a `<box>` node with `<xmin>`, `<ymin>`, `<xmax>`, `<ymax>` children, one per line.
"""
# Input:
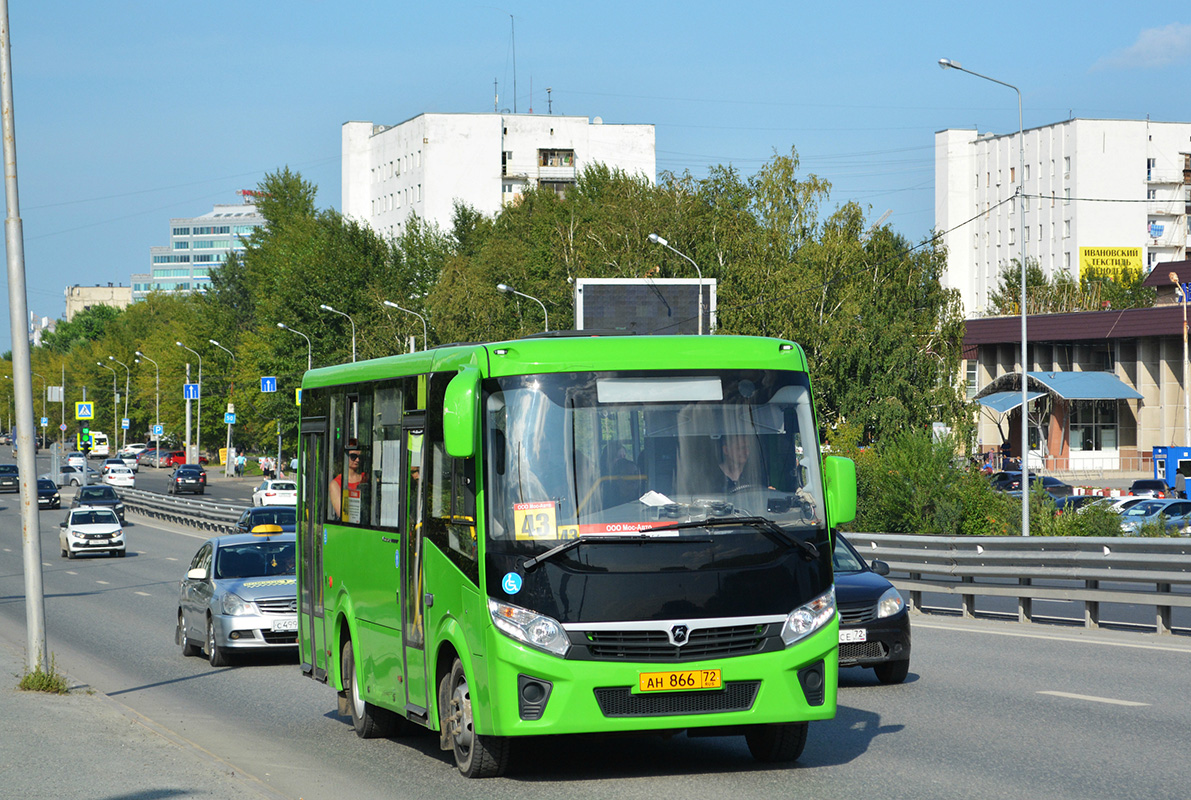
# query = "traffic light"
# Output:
<box><xmin>79</xmin><ymin>427</ymin><xmax>91</xmax><ymax>455</ymax></box>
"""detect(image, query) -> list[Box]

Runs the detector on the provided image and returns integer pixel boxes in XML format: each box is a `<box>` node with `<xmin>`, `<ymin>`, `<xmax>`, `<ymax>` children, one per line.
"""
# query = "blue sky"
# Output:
<box><xmin>2</xmin><ymin>0</ymin><xmax>1189</xmax><ymax>352</ymax></box>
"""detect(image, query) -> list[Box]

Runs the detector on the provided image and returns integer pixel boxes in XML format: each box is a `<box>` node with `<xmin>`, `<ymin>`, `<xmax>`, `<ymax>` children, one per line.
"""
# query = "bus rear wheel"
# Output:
<box><xmin>342</xmin><ymin>639</ymin><xmax>395</xmax><ymax>738</ymax></box>
<box><xmin>443</xmin><ymin>658</ymin><xmax>509</xmax><ymax>778</ymax></box>
<box><xmin>745</xmin><ymin>721</ymin><xmax>808</xmax><ymax>762</ymax></box>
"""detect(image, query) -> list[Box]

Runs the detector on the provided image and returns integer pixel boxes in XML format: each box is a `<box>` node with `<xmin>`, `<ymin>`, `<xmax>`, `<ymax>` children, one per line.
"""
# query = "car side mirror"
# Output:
<box><xmin>870</xmin><ymin>559</ymin><xmax>891</xmax><ymax>576</ymax></box>
<box><xmin>58</xmin><ymin>521</ymin><xmax>66</xmax><ymax>528</ymax></box>
<box><xmin>186</xmin><ymin>567</ymin><xmax>208</xmax><ymax>581</ymax></box>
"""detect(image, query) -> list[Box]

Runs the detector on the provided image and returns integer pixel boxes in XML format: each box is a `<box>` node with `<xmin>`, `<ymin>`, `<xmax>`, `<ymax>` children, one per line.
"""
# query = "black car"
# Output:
<box><xmin>71</xmin><ymin>484</ymin><xmax>126</xmax><ymax>522</ymax></box>
<box><xmin>37</xmin><ymin>478</ymin><xmax>61</xmax><ymax>509</ymax></box>
<box><xmin>989</xmin><ymin>471</ymin><xmax>1073</xmax><ymax>497</ymax></box>
<box><xmin>833</xmin><ymin>533</ymin><xmax>911</xmax><ymax>684</ymax></box>
<box><xmin>235</xmin><ymin>506</ymin><xmax>297</xmax><ymax>534</ymax></box>
<box><xmin>0</xmin><ymin>463</ymin><xmax>17</xmax><ymax>492</ymax></box>
<box><xmin>1129</xmin><ymin>479</ymin><xmax>1171</xmax><ymax>499</ymax></box>
<box><xmin>168</xmin><ymin>464</ymin><xmax>207</xmax><ymax>495</ymax></box>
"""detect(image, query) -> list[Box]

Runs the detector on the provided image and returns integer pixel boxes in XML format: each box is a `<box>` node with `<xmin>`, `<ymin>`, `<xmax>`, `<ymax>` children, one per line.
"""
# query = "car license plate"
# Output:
<box><xmin>638</xmin><ymin>669</ymin><xmax>721</xmax><ymax>692</ymax></box>
<box><xmin>89</xmin><ymin>540</ymin><xmax>108</xmax><ymax>546</ymax></box>
<box><xmin>272</xmin><ymin>618</ymin><xmax>299</xmax><ymax>632</ymax></box>
<box><xmin>840</xmin><ymin>628</ymin><xmax>867</xmax><ymax>644</ymax></box>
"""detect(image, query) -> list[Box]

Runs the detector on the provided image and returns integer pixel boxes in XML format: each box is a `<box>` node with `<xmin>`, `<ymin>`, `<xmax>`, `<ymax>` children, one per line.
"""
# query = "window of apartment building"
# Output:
<box><xmin>417</xmin><ymin>184</ymin><xmax>422</xmax><ymax>202</ymax></box>
<box><xmin>394</xmin><ymin>160</ymin><xmax>400</xmax><ymax>177</ymax></box>
<box><xmin>1064</xmin><ymin>252</ymin><xmax>1071</xmax><ymax>269</ymax></box>
<box><xmin>975</xmin><ymin>172</ymin><xmax>979</xmax><ymax>189</ymax></box>
<box><xmin>1064</xmin><ymin>219</ymin><xmax>1070</xmax><ymax>239</ymax></box>
<box><xmin>1024</xmin><ymin>164</ymin><xmax>1030</xmax><ymax>182</ymax></box>
<box><xmin>1023</xmin><ymin>195</ymin><xmax>1030</xmax><ymax>212</ymax></box>
<box><xmin>997</xmin><ymin>169</ymin><xmax>1002</xmax><ymax>185</ymax></box>
<box><xmin>965</xmin><ymin>360</ymin><xmax>979</xmax><ymax>400</ymax></box>
<box><xmin>172</xmin><ymin>227</ymin><xmax>190</xmax><ymax>236</ymax></box>
<box><xmin>538</xmin><ymin>149</ymin><xmax>576</xmax><ymax>167</ymax></box>
<box><xmin>1050</xmin><ymin>160</ymin><xmax>1055</xmax><ymax>180</ymax></box>
<box><xmin>1147</xmin><ymin>188</ymin><xmax>1157</xmax><ymax>200</ymax></box>
<box><xmin>1146</xmin><ymin>157</ymin><xmax>1157</xmax><ymax>181</ymax></box>
<box><xmin>1064</xmin><ymin>188</ymin><xmax>1071</xmax><ymax>205</ymax></box>
<box><xmin>1063</xmin><ymin>156</ymin><xmax>1070</xmax><ymax>174</ymax></box>
<box><xmin>503</xmin><ymin>151</ymin><xmax>512</xmax><ymax>176</ymax></box>
<box><xmin>416</xmin><ymin>150</ymin><xmax>421</xmax><ymax>168</ymax></box>
<box><xmin>1009</xmin><ymin>227</ymin><xmax>1016</xmax><ymax>245</ymax></box>
<box><xmin>986</xmin><ymin>172</ymin><xmax>990</xmax><ymax>187</ymax></box>
<box><xmin>394</xmin><ymin>191</ymin><xmax>401</xmax><ymax>208</ymax></box>
<box><xmin>1010</xmin><ymin>166</ymin><xmax>1015</xmax><ymax>183</ymax></box>
<box><xmin>173</xmin><ymin>241</ymin><xmax>189</xmax><ymax>250</ymax></box>
<box><xmin>1024</xmin><ymin>226</ymin><xmax>1030</xmax><ymax>243</ymax></box>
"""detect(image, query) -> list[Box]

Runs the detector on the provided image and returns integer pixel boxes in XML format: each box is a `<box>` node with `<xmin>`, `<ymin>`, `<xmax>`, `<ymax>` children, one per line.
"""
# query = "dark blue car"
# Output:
<box><xmin>235</xmin><ymin>506</ymin><xmax>296</xmax><ymax>534</ymax></box>
<box><xmin>834</xmin><ymin>533</ymin><xmax>912</xmax><ymax>684</ymax></box>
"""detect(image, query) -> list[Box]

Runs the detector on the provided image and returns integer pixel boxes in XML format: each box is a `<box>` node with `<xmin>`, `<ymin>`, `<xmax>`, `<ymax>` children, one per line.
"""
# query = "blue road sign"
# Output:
<box><xmin>40</xmin><ymin>417</ymin><xmax>48</xmax><ymax>426</ymax></box>
<box><xmin>75</xmin><ymin>402</ymin><xmax>93</xmax><ymax>420</ymax></box>
<box><xmin>183</xmin><ymin>383</ymin><xmax>200</xmax><ymax>400</ymax></box>
<box><xmin>225</xmin><ymin>412</ymin><xmax>236</xmax><ymax>424</ymax></box>
<box><xmin>121</xmin><ymin>418</ymin><xmax>130</xmax><ymax>430</ymax></box>
<box><xmin>260</xmin><ymin>376</ymin><xmax>278</xmax><ymax>393</ymax></box>
<box><xmin>153</xmin><ymin>424</ymin><xmax>164</xmax><ymax>436</ymax></box>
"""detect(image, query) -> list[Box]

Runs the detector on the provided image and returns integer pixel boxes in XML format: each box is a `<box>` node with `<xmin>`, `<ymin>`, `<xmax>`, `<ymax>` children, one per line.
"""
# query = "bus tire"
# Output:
<box><xmin>444</xmin><ymin>657</ymin><xmax>510</xmax><ymax>778</ymax></box>
<box><xmin>745</xmin><ymin>721</ymin><xmax>808</xmax><ymax>762</ymax></box>
<box><xmin>342</xmin><ymin>639</ymin><xmax>395</xmax><ymax>739</ymax></box>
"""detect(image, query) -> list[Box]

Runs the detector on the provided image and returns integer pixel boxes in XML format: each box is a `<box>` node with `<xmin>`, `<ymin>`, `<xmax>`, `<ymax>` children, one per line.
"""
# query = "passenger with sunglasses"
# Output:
<box><xmin>330</xmin><ymin>440</ymin><xmax>369</xmax><ymax>522</ymax></box>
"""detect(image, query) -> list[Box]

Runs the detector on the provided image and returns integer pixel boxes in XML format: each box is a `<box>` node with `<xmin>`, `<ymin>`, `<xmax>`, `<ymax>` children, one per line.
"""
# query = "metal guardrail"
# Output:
<box><xmin>846</xmin><ymin>533</ymin><xmax>1191</xmax><ymax>635</ymax></box>
<box><xmin>118</xmin><ymin>488</ymin><xmax>246</xmax><ymax>534</ymax></box>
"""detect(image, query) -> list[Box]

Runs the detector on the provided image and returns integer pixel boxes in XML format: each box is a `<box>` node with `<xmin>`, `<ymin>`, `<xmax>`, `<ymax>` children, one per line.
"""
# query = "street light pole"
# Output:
<box><xmin>97</xmin><ymin>361</ymin><xmax>117</xmax><ymax>454</ymax></box>
<box><xmin>496</xmin><ymin>283</ymin><xmax>549</xmax><ymax>332</ymax></box>
<box><xmin>176</xmin><ymin>342</ymin><xmax>202</xmax><ymax>463</ymax></box>
<box><xmin>1171</xmin><ymin>272</ymin><xmax>1190</xmax><ymax>447</ymax></box>
<box><xmin>319</xmin><ymin>303</ymin><xmax>356</xmax><ymax>362</ymax></box>
<box><xmin>277</xmin><ymin>323</ymin><xmax>312</xmax><ymax>371</ymax></box>
<box><xmin>135</xmin><ymin>350</ymin><xmax>159</xmax><ymax>448</ymax></box>
<box><xmin>648</xmin><ymin>233</ymin><xmax>705</xmax><ymax>336</ymax></box>
<box><xmin>940</xmin><ymin>56</ymin><xmax>1030</xmax><ymax>537</ymax></box>
<box><xmin>383</xmin><ymin>300</ymin><xmax>428</xmax><ymax>351</ymax></box>
<box><xmin>108</xmin><ymin>356</ymin><xmax>130</xmax><ymax>450</ymax></box>
<box><xmin>209</xmin><ymin>338</ymin><xmax>236</xmax><ymax>478</ymax></box>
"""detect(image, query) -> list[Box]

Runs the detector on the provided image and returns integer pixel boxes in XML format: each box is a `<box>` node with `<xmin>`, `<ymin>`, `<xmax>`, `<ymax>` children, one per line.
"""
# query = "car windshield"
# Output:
<box><xmin>0</xmin><ymin>465</ymin><xmax>17</xmax><ymax>475</ymax></box>
<box><xmin>78</xmin><ymin>487</ymin><xmax>116</xmax><ymax>501</ymax></box>
<box><xmin>1123</xmin><ymin>500</ymin><xmax>1168</xmax><ymax>518</ymax></box>
<box><xmin>832</xmin><ymin>536</ymin><xmax>866</xmax><ymax>573</ymax></box>
<box><xmin>214</xmin><ymin>541</ymin><xmax>296</xmax><ymax>579</ymax></box>
<box><xmin>37</xmin><ymin>480</ymin><xmax>55</xmax><ymax>490</ymax></box>
<box><xmin>249</xmin><ymin>508</ymin><xmax>297</xmax><ymax>526</ymax></box>
<box><xmin>72</xmin><ymin>509</ymin><xmax>118</xmax><ymax>525</ymax></box>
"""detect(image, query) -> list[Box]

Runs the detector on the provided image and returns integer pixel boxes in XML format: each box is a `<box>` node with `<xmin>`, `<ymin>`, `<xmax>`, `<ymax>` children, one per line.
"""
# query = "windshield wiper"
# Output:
<box><xmin>649</xmin><ymin>516</ymin><xmax>823</xmax><ymax>561</ymax></box>
<box><xmin>522</xmin><ymin>531</ymin><xmax>704</xmax><ymax>571</ymax></box>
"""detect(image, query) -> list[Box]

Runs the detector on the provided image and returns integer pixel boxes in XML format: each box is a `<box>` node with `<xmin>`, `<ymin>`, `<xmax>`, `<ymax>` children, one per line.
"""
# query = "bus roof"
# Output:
<box><xmin>300</xmin><ymin>334</ymin><xmax>808</xmax><ymax>389</ymax></box>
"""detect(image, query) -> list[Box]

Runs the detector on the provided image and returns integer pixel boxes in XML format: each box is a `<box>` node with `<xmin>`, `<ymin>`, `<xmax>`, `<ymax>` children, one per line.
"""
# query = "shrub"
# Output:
<box><xmin>18</xmin><ymin>652</ymin><xmax>69</xmax><ymax>694</ymax></box>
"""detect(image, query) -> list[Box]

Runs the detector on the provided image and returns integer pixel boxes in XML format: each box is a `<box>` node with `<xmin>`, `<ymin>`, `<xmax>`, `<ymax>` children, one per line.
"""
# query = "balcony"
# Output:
<box><xmin>538</xmin><ymin>165</ymin><xmax>577</xmax><ymax>181</ymax></box>
<box><xmin>1147</xmin><ymin>199</ymin><xmax>1185</xmax><ymax>216</ymax></box>
<box><xmin>1146</xmin><ymin>169</ymin><xmax>1184</xmax><ymax>184</ymax></box>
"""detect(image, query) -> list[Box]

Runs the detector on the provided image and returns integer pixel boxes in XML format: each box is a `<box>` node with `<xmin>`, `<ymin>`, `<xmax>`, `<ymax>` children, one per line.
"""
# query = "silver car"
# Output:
<box><xmin>176</xmin><ymin>531</ymin><xmax>298</xmax><ymax>666</ymax></box>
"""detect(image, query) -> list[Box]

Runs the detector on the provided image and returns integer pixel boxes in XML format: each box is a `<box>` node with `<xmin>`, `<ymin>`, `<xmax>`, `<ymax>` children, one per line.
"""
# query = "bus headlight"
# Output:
<box><xmin>877</xmin><ymin>587</ymin><xmax>905</xmax><ymax>618</ymax></box>
<box><xmin>780</xmin><ymin>587</ymin><xmax>836</xmax><ymax>647</ymax></box>
<box><xmin>488</xmin><ymin>598</ymin><xmax>570</xmax><ymax>657</ymax></box>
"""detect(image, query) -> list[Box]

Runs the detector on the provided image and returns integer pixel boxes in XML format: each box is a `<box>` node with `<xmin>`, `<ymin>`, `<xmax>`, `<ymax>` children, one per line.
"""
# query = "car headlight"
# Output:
<box><xmin>115</xmin><ymin>503</ymin><xmax>124</xmax><ymax>512</ymax></box>
<box><xmin>221</xmin><ymin>592</ymin><xmax>256</xmax><ymax>616</ymax></box>
<box><xmin>780</xmin><ymin>586</ymin><xmax>836</xmax><ymax>646</ymax></box>
<box><xmin>488</xmin><ymin>598</ymin><xmax>569</xmax><ymax>657</ymax></box>
<box><xmin>877</xmin><ymin>586</ymin><xmax>905</xmax><ymax>618</ymax></box>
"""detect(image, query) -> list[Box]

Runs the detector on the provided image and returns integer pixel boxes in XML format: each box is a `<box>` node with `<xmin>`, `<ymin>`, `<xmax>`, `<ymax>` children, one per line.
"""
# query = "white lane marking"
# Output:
<box><xmin>65</xmin><ymin>570</ymin><xmax>78</xmax><ymax>575</ymax></box>
<box><xmin>914</xmin><ymin>620</ymin><xmax>1191</xmax><ymax>654</ymax></box>
<box><xmin>95</xmin><ymin>580</ymin><xmax>110</xmax><ymax>585</ymax></box>
<box><xmin>1038</xmin><ymin>690</ymin><xmax>1149</xmax><ymax>707</ymax></box>
<box><xmin>165</xmin><ymin>557</ymin><xmax>178</xmax><ymax>561</ymax></box>
<box><xmin>134</xmin><ymin>591</ymin><xmax>151</xmax><ymax>597</ymax></box>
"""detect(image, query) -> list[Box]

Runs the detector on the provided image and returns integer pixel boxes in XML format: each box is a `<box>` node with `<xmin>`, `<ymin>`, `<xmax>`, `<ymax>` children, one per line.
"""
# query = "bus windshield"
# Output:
<box><xmin>483</xmin><ymin>369</ymin><xmax>824</xmax><ymax>551</ymax></box>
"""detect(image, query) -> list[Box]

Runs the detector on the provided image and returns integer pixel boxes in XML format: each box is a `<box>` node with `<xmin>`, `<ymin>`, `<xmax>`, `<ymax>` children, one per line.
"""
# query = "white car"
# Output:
<box><xmin>65</xmin><ymin>451</ymin><xmax>87</xmax><ymax>470</ymax></box>
<box><xmin>117</xmin><ymin>446</ymin><xmax>144</xmax><ymax>472</ymax></box>
<box><xmin>100</xmin><ymin>458</ymin><xmax>125</xmax><ymax>474</ymax></box>
<box><xmin>59</xmin><ymin>507</ymin><xmax>125</xmax><ymax>558</ymax></box>
<box><xmin>253</xmin><ymin>479</ymin><xmax>297</xmax><ymax>507</ymax></box>
<box><xmin>103</xmin><ymin>465</ymin><xmax>136</xmax><ymax>488</ymax></box>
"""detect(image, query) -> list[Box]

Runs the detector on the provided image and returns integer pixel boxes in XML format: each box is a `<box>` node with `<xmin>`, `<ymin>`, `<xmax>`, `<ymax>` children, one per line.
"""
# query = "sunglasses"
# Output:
<box><xmin>348</xmin><ymin>452</ymin><xmax>362</xmax><ymax>460</ymax></box>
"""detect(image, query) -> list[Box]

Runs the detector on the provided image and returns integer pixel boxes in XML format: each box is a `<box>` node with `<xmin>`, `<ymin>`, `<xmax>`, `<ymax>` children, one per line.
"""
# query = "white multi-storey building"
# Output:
<box><xmin>132</xmin><ymin>195</ymin><xmax>264</xmax><ymax>301</ymax></box>
<box><xmin>342</xmin><ymin>113</ymin><xmax>656</xmax><ymax>237</ymax></box>
<box><xmin>936</xmin><ymin>118</ymin><xmax>1191</xmax><ymax>317</ymax></box>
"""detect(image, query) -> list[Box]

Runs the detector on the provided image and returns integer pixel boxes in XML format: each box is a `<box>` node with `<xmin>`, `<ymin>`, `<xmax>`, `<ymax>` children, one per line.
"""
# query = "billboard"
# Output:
<box><xmin>574</xmin><ymin>278</ymin><xmax>716</xmax><ymax>334</ymax></box>
<box><xmin>1078</xmin><ymin>247</ymin><xmax>1143</xmax><ymax>280</ymax></box>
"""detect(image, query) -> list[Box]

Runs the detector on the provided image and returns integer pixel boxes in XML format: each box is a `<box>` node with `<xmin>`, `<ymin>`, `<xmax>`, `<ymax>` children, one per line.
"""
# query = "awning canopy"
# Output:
<box><xmin>976</xmin><ymin>391</ymin><xmax>1045</xmax><ymax>414</ymax></box>
<box><xmin>1025</xmin><ymin>371</ymin><xmax>1143</xmax><ymax>401</ymax></box>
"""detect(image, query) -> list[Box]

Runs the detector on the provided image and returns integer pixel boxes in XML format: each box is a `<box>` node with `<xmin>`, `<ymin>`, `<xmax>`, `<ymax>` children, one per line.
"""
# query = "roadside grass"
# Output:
<box><xmin>18</xmin><ymin>652</ymin><xmax>70</xmax><ymax>694</ymax></box>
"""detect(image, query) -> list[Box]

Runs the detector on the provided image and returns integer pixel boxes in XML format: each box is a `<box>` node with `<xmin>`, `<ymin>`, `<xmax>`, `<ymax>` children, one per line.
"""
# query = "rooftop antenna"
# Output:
<box><xmin>529</xmin><ymin>76</ymin><xmax>533</xmax><ymax>114</ymax></box>
<box><xmin>547</xmin><ymin>87</ymin><xmax>552</xmax><ymax>114</ymax></box>
<box><xmin>510</xmin><ymin>14</ymin><xmax>517</xmax><ymax>114</ymax></box>
<box><xmin>493</xmin><ymin>77</ymin><xmax>498</xmax><ymax>112</ymax></box>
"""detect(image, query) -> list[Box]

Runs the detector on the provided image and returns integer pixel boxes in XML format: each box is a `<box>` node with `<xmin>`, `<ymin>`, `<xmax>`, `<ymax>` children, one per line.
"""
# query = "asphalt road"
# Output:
<box><xmin>1</xmin><ymin>465</ymin><xmax>1190</xmax><ymax>798</ymax></box>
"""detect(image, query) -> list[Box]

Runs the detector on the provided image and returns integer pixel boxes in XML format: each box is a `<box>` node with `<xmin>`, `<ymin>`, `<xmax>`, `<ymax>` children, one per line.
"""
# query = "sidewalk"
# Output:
<box><xmin>0</xmin><ymin>637</ymin><xmax>282</xmax><ymax>800</ymax></box>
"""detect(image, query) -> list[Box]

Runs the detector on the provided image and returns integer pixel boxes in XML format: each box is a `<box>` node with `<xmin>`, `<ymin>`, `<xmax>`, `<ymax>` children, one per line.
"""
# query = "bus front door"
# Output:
<box><xmin>402</xmin><ymin>427</ymin><xmax>429</xmax><ymax>714</ymax></box>
<box><xmin>299</xmin><ymin>429</ymin><xmax>329</xmax><ymax>680</ymax></box>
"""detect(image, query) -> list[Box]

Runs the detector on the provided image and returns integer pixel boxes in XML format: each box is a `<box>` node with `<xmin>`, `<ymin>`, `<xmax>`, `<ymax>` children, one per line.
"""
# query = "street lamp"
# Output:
<box><xmin>277</xmin><ymin>322</ymin><xmax>312</xmax><ymax>371</ymax></box>
<box><xmin>319</xmin><ymin>303</ymin><xmax>357</xmax><ymax>362</ymax></box>
<box><xmin>1171</xmin><ymin>271</ymin><xmax>1189</xmax><ymax>447</ymax></box>
<box><xmin>97</xmin><ymin>361</ymin><xmax>117</xmax><ymax>448</ymax></box>
<box><xmin>496</xmin><ymin>283</ymin><xmax>549</xmax><ymax>332</ymax></box>
<box><xmin>940</xmin><ymin>56</ymin><xmax>1030</xmax><ymax>537</ymax></box>
<box><xmin>383</xmin><ymin>300</ymin><xmax>428</xmax><ymax>352</ymax></box>
<box><xmin>135</xmin><ymin>350</ymin><xmax>160</xmax><ymax>448</ymax></box>
<box><xmin>108</xmin><ymin>356</ymin><xmax>130</xmax><ymax>450</ymax></box>
<box><xmin>176</xmin><ymin>341</ymin><xmax>203</xmax><ymax>463</ymax></box>
<box><xmin>209</xmin><ymin>339</ymin><xmax>237</xmax><ymax>477</ymax></box>
<box><xmin>648</xmin><ymin>233</ymin><xmax>705</xmax><ymax>336</ymax></box>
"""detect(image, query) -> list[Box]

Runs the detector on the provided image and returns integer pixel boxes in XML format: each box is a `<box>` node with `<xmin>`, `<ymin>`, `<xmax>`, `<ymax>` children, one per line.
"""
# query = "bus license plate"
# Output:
<box><xmin>639</xmin><ymin>669</ymin><xmax>721</xmax><ymax>692</ymax></box>
<box><xmin>840</xmin><ymin>628</ymin><xmax>867</xmax><ymax>644</ymax></box>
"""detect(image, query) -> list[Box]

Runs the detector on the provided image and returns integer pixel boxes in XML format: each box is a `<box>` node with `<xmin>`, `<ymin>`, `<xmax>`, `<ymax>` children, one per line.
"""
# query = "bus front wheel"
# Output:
<box><xmin>342</xmin><ymin>639</ymin><xmax>395</xmax><ymax>738</ymax></box>
<box><xmin>745</xmin><ymin>721</ymin><xmax>808</xmax><ymax>762</ymax></box>
<box><xmin>443</xmin><ymin>658</ymin><xmax>510</xmax><ymax>778</ymax></box>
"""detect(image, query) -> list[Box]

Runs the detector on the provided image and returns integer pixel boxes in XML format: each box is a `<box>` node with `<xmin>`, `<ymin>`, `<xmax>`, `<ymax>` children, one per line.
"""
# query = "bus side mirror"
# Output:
<box><xmin>824</xmin><ymin>455</ymin><xmax>857</xmax><ymax>526</ymax></box>
<box><xmin>443</xmin><ymin>367</ymin><xmax>480</xmax><ymax>459</ymax></box>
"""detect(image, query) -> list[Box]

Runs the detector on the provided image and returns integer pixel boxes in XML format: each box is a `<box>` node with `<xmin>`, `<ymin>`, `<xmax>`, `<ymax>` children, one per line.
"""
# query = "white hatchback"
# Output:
<box><xmin>103</xmin><ymin>465</ymin><xmax>136</xmax><ymax>488</ymax></box>
<box><xmin>252</xmin><ymin>479</ymin><xmax>297</xmax><ymax>507</ymax></box>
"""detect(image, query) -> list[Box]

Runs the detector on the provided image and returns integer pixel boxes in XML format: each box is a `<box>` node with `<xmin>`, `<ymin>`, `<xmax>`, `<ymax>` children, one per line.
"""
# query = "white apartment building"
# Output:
<box><xmin>342</xmin><ymin>113</ymin><xmax>656</xmax><ymax>237</ymax></box>
<box><xmin>131</xmin><ymin>194</ymin><xmax>264</xmax><ymax>301</ymax></box>
<box><xmin>936</xmin><ymin>119</ymin><xmax>1191</xmax><ymax>317</ymax></box>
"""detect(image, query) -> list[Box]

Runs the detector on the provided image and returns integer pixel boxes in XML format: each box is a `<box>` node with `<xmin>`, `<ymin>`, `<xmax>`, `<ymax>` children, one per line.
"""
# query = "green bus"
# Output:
<box><xmin>297</xmin><ymin>333</ymin><xmax>856</xmax><ymax>777</ymax></box>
